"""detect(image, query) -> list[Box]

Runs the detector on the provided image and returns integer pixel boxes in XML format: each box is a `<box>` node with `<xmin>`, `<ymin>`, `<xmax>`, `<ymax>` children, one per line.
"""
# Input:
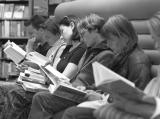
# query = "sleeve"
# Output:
<box><xmin>128</xmin><ymin>62</ymin><xmax>151</xmax><ymax>90</ymax></box>
<box><xmin>95</xmin><ymin>50</ymin><xmax>115</xmax><ymax>68</ymax></box>
<box><xmin>69</xmin><ymin>47</ymin><xmax>86</xmax><ymax>65</ymax></box>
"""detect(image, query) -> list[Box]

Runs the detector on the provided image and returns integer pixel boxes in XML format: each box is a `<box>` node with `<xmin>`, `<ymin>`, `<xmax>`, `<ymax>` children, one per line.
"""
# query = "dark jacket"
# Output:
<box><xmin>72</xmin><ymin>41</ymin><xmax>114</xmax><ymax>87</ymax></box>
<box><xmin>126</xmin><ymin>47</ymin><xmax>151</xmax><ymax>90</ymax></box>
<box><xmin>72</xmin><ymin>43</ymin><xmax>151</xmax><ymax>90</ymax></box>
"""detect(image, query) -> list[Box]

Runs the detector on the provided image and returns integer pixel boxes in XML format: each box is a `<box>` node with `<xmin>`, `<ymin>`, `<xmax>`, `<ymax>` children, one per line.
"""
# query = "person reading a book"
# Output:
<box><xmin>144</xmin><ymin>11</ymin><xmax>160</xmax><ymax>97</ymax></box>
<box><xmin>0</xmin><ymin>15</ymin><xmax>86</xmax><ymax>119</ymax></box>
<box><xmin>19</xmin><ymin>16</ymin><xmax>66</xmax><ymax>70</ymax></box>
<box><xmin>60</xmin><ymin>14</ymin><xmax>152</xmax><ymax>119</ymax></box>
<box><xmin>24</xmin><ymin>15</ymin><xmax>49</xmax><ymax>55</ymax></box>
<box><xmin>27</xmin><ymin>14</ymin><xmax>116</xmax><ymax>119</ymax></box>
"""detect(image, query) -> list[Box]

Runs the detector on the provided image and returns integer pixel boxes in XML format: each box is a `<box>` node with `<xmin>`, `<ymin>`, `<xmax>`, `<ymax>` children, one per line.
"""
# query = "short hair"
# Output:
<box><xmin>148</xmin><ymin>11</ymin><xmax>160</xmax><ymax>37</ymax></box>
<box><xmin>24</xmin><ymin>15</ymin><xmax>47</xmax><ymax>30</ymax></box>
<box><xmin>101</xmin><ymin>15</ymin><xmax>138</xmax><ymax>48</ymax></box>
<box><xmin>40</xmin><ymin>16</ymin><xmax>60</xmax><ymax>35</ymax></box>
<box><xmin>59</xmin><ymin>15</ymin><xmax>80</xmax><ymax>41</ymax></box>
<box><xmin>78</xmin><ymin>14</ymin><xmax>105</xmax><ymax>35</ymax></box>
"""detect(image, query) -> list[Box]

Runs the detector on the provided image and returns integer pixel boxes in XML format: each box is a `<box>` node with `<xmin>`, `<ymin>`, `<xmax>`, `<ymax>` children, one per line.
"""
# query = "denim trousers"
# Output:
<box><xmin>0</xmin><ymin>85</ymin><xmax>35</xmax><ymax>119</ymax></box>
<box><xmin>28</xmin><ymin>91</ymin><xmax>77</xmax><ymax>119</ymax></box>
<box><xmin>61</xmin><ymin>106</ymin><xmax>96</xmax><ymax>119</ymax></box>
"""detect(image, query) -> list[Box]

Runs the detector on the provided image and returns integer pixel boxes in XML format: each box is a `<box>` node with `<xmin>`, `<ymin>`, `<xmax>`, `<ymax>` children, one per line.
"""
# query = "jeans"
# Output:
<box><xmin>61</xmin><ymin>106</ymin><xmax>96</xmax><ymax>119</ymax></box>
<box><xmin>28</xmin><ymin>91</ymin><xmax>77</xmax><ymax>119</ymax></box>
<box><xmin>0</xmin><ymin>85</ymin><xmax>35</xmax><ymax>119</ymax></box>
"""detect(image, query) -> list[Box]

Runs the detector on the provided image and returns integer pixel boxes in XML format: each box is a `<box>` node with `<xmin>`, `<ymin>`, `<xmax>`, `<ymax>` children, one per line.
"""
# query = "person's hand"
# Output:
<box><xmin>22</xmin><ymin>60</ymin><xmax>40</xmax><ymax>70</ymax></box>
<box><xmin>85</xmin><ymin>90</ymin><xmax>103</xmax><ymax>101</ymax></box>
<box><xmin>26</xmin><ymin>37</ymin><xmax>37</xmax><ymax>53</ymax></box>
<box><xmin>16</xmin><ymin>64</ymin><xmax>28</xmax><ymax>72</ymax></box>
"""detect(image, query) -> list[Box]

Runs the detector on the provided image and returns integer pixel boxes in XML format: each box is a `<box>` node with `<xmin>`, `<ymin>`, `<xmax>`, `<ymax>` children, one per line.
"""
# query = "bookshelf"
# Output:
<box><xmin>0</xmin><ymin>0</ymin><xmax>33</xmax><ymax>80</ymax></box>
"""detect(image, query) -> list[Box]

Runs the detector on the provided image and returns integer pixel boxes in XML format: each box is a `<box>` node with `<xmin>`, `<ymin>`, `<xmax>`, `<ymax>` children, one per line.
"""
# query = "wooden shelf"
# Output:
<box><xmin>0</xmin><ymin>37</ymin><xmax>28</xmax><ymax>39</ymax></box>
<box><xmin>0</xmin><ymin>0</ymin><xmax>28</xmax><ymax>4</ymax></box>
<box><xmin>0</xmin><ymin>18</ymin><xmax>30</xmax><ymax>21</ymax></box>
<box><xmin>0</xmin><ymin>58</ymin><xmax>12</xmax><ymax>62</ymax></box>
<box><xmin>0</xmin><ymin>77</ymin><xmax>6</xmax><ymax>81</ymax></box>
<box><xmin>0</xmin><ymin>37</ymin><xmax>28</xmax><ymax>44</ymax></box>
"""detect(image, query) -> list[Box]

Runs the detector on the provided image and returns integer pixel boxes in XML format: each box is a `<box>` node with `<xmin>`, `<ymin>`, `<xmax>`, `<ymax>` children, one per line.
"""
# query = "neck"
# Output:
<box><xmin>69</xmin><ymin>40</ymin><xmax>81</xmax><ymax>51</ymax></box>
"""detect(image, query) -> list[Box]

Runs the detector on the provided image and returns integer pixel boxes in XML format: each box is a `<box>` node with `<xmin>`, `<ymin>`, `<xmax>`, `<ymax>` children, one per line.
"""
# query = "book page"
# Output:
<box><xmin>3</xmin><ymin>42</ymin><xmax>26</xmax><ymax>64</ymax></box>
<box><xmin>40</xmin><ymin>65</ymin><xmax>59</xmax><ymax>86</ymax></box>
<box><xmin>92</xmin><ymin>62</ymin><xmax>144</xmax><ymax>102</ymax></box>
<box><xmin>92</xmin><ymin>62</ymin><xmax>134</xmax><ymax>87</ymax></box>
<box><xmin>45</xmin><ymin>65</ymin><xmax>70</xmax><ymax>82</ymax></box>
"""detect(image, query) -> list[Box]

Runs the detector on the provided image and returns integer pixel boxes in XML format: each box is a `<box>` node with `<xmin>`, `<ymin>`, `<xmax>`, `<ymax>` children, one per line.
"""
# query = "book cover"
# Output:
<box><xmin>23</xmin><ymin>6</ymin><xmax>29</xmax><ymax>18</ymax></box>
<box><xmin>13</xmin><ymin>5</ymin><xmax>25</xmax><ymax>19</ymax></box>
<box><xmin>4</xmin><ymin>4</ymin><xmax>14</xmax><ymax>19</ymax></box>
<box><xmin>4</xmin><ymin>21</ymin><xmax>10</xmax><ymax>37</ymax></box>
<box><xmin>92</xmin><ymin>62</ymin><xmax>144</xmax><ymax>102</ymax></box>
<box><xmin>10</xmin><ymin>21</ymin><xmax>18</xmax><ymax>37</ymax></box>
<box><xmin>0</xmin><ymin>4</ymin><xmax>5</xmax><ymax>18</ymax></box>
<box><xmin>17</xmin><ymin>75</ymin><xmax>48</xmax><ymax>92</ymax></box>
<box><xmin>48</xmin><ymin>83</ymin><xmax>86</xmax><ymax>103</ymax></box>
<box><xmin>23</xmin><ymin>70</ymin><xmax>47</xmax><ymax>84</ymax></box>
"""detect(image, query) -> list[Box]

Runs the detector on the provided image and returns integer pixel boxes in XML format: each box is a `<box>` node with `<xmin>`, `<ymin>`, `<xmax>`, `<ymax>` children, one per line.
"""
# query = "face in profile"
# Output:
<box><xmin>83</xmin><ymin>30</ymin><xmax>100</xmax><ymax>47</ymax></box>
<box><xmin>26</xmin><ymin>25</ymin><xmax>36</xmax><ymax>39</ymax></box>
<box><xmin>59</xmin><ymin>24</ymin><xmax>73</xmax><ymax>44</ymax></box>
<box><xmin>106</xmin><ymin>34</ymin><xmax>128</xmax><ymax>53</ymax></box>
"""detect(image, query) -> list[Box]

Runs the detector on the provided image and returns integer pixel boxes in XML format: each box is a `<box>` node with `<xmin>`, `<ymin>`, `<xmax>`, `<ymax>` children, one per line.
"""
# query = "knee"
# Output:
<box><xmin>32</xmin><ymin>92</ymin><xmax>45</xmax><ymax>102</ymax></box>
<box><xmin>32</xmin><ymin>92</ymin><xmax>49</xmax><ymax>104</ymax></box>
<box><xmin>63</xmin><ymin>106</ymin><xmax>78</xmax><ymax>118</ymax></box>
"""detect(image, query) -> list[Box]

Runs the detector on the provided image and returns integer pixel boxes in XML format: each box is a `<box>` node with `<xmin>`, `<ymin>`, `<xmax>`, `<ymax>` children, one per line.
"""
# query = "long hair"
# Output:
<box><xmin>101</xmin><ymin>15</ymin><xmax>138</xmax><ymax>72</ymax></box>
<box><xmin>101</xmin><ymin>14</ymin><xmax>138</xmax><ymax>54</ymax></box>
<box><xmin>59</xmin><ymin>15</ymin><xmax>80</xmax><ymax>41</ymax></box>
<box><xmin>148</xmin><ymin>11</ymin><xmax>160</xmax><ymax>37</ymax></box>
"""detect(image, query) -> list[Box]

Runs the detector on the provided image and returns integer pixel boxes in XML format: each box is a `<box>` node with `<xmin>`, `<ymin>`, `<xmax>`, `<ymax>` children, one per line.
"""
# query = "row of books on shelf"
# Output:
<box><xmin>0</xmin><ymin>3</ymin><xmax>29</xmax><ymax>19</ymax></box>
<box><xmin>0</xmin><ymin>0</ymin><xmax>28</xmax><ymax>1</ymax></box>
<box><xmin>0</xmin><ymin>21</ymin><xmax>26</xmax><ymax>37</ymax></box>
<box><xmin>0</xmin><ymin>60</ymin><xmax>18</xmax><ymax>79</ymax></box>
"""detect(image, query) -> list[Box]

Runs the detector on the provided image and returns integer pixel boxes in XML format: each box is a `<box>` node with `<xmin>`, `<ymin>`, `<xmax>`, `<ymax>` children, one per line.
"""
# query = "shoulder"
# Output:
<box><xmin>96</xmin><ymin>50</ymin><xmax>114</xmax><ymax>59</ymax></box>
<box><xmin>129</xmin><ymin>47</ymin><xmax>150</xmax><ymax>65</ymax></box>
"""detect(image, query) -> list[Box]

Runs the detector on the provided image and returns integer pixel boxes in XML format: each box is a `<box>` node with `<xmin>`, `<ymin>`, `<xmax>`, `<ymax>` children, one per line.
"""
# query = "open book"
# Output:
<box><xmin>3</xmin><ymin>41</ymin><xmax>26</xmax><ymax>64</ymax></box>
<box><xmin>3</xmin><ymin>41</ymin><xmax>50</xmax><ymax>66</ymax></box>
<box><xmin>40</xmin><ymin>65</ymin><xmax>87</xmax><ymax>103</ymax></box>
<box><xmin>92</xmin><ymin>62</ymin><xmax>145</xmax><ymax>102</ymax></box>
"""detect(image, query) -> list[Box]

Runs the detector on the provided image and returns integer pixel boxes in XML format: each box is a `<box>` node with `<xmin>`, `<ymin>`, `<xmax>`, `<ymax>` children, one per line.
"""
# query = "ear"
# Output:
<box><xmin>70</xmin><ymin>22</ymin><xmax>75</xmax><ymax>30</ymax></box>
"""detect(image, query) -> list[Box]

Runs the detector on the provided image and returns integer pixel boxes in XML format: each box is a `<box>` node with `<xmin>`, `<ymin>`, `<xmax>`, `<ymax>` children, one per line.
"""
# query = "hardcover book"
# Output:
<box><xmin>92</xmin><ymin>62</ymin><xmax>144</xmax><ymax>102</ymax></box>
<box><xmin>17</xmin><ymin>75</ymin><xmax>48</xmax><ymax>92</ymax></box>
<box><xmin>3</xmin><ymin>41</ymin><xmax>26</xmax><ymax>64</ymax></box>
<box><xmin>41</xmin><ymin>65</ymin><xmax>87</xmax><ymax>103</ymax></box>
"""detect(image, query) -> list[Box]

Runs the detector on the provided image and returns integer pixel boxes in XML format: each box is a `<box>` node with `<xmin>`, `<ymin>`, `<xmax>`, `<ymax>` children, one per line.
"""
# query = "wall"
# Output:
<box><xmin>54</xmin><ymin>0</ymin><xmax>160</xmax><ymax>21</ymax></box>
